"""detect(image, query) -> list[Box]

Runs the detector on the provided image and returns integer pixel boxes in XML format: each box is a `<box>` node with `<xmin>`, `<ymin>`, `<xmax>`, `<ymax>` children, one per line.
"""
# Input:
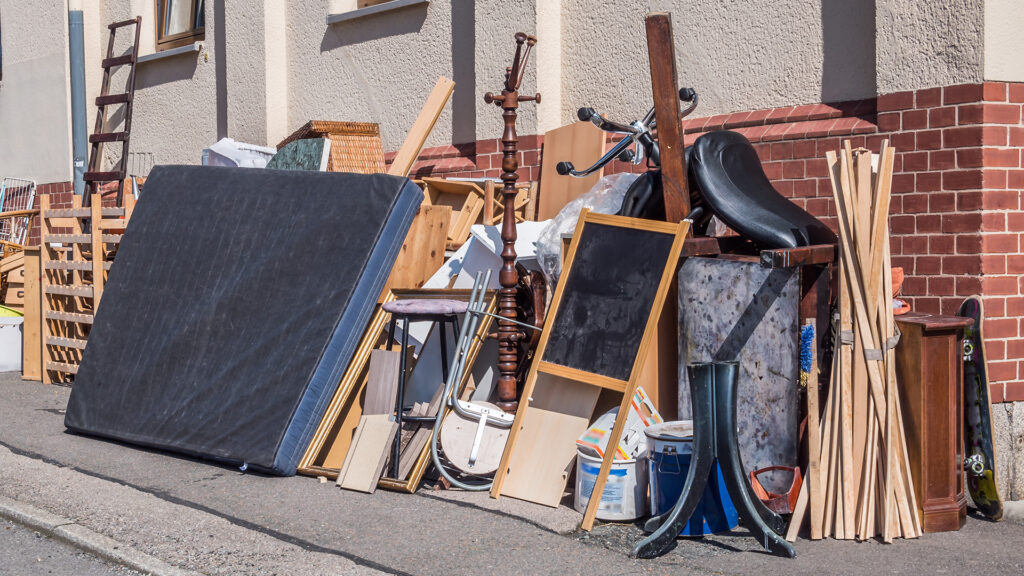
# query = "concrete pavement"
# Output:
<box><xmin>2</xmin><ymin>374</ymin><xmax>1024</xmax><ymax>575</ymax></box>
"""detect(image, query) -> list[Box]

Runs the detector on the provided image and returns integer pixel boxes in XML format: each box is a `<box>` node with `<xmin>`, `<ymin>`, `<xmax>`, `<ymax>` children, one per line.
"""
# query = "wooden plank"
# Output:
<box><xmin>645</xmin><ymin>13</ymin><xmax>690</xmax><ymax>222</ymax></box>
<box><xmin>535</xmin><ymin>121</ymin><xmax>606</xmax><ymax>220</ymax></box>
<box><xmin>44</xmin><ymin>234</ymin><xmax>122</xmax><ymax>244</ymax></box>
<box><xmin>387</xmin><ymin>77</ymin><xmax>455</xmax><ymax>177</ymax></box>
<box><xmin>44</xmin><ymin>361</ymin><xmax>78</xmax><ymax>374</ymax></box>
<box><xmin>759</xmin><ymin>244</ymin><xmax>836</xmax><ymax>268</ymax></box>
<box><xmin>380</xmin><ymin>205</ymin><xmax>451</xmax><ymax>294</ymax></box>
<box><xmin>44</xmin><ymin>285</ymin><xmax>94</xmax><ymax>297</ymax></box>
<box><xmin>364</xmin><ymin>350</ymin><xmax>401</xmax><ymax>415</ymax></box>
<box><xmin>45</xmin><ymin>336</ymin><xmax>88</xmax><ymax>350</ymax></box>
<box><xmin>337</xmin><ymin>414</ymin><xmax>399</xmax><ymax>493</ymax></box>
<box><xmin>421</xmin><ymin>179</ymin><xmax>485</xmax><ymax>250</ymax></box>
<box><xmin>536</xmin><ymin>361</ymin><xmax>628</xmax><ymax>393</ymax></box>
<box><xmin>805</xmin><ymin>320</ymin><xmax>824</xmax><ymax>539</ymax></box>
<box><xmin>21</xmin><ymin>248</ymin><xmax>41</xmax><ymax>381</ymax></box>
<box><xmin>44</xmin><ymin>261</ymin><xmax>113</xmax><ymax>271</ymax></box>
<box><xmin>91</xmin><ymin>199</ymin><xmax>105</xmax><ymax>307</ymax></box>
<box><xmin>44</xmin><ymin>311</ymin><xmax>94</xmax><ymax>324</ymax></box>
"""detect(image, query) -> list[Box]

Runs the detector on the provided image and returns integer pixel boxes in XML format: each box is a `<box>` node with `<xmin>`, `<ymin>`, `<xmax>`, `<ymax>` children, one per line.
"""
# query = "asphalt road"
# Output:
<box><xmin>0</xmin><ymin>518</ymin><xmax>143</xmax><ymax>576</ymax></box>
<box><xmin>2</xmin><ymin>374</ymin><xmax>1024</xmax><ymax>575</ymax></box>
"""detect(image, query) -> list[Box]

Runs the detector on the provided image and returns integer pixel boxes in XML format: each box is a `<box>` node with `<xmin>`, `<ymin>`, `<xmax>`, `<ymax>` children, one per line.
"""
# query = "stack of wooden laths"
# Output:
<box><xmin>788</xmin><ymin>140</ymin><xmax>921</xmax><ymax>542</ymax></box>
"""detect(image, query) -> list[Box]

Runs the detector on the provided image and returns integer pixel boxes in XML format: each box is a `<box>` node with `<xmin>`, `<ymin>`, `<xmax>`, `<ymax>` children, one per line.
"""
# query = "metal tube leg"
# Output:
<box><xmin>438</xmin><ymin>321</ymin><xmax>450</xmax><ymax>383</ymax></box>
<box><xmin>713</xmin><ymin>362</ymin><xmax>795</xmax><ymax>558</ymax></box>
<box><xmin>392</xmin><ymin>316</ymin><xmax>410</xmax><ymax>479</ymax></box>
<box><xmin>713</xmin><ymin>362</ymin><xmax>787</xmax><ymax>534</ymax></box>
<box><xmin>632</xmin><ymin>363</ymin><xmax>717</xmax><ymax>559</ymax></box>
<box><xmin>387</xmin><ymin>317</ymin><xmax>397</xmax><ymax>351</ymax></box>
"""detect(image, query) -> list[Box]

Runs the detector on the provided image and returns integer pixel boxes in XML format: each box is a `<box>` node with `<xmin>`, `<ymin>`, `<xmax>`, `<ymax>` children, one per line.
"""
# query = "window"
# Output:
<box><xmin>155</xmin><ymin>0</ymin><xmax>204</xmax><ymax>51</ymax></box>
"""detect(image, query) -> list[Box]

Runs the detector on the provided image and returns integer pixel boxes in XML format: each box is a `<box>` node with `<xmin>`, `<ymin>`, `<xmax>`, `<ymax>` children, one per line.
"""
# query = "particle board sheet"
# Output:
<box><xmin>536</xmin><ymin>121</ymin><xmax>606</xmax><ymax>220</ymax></box>
<box><xmin>64</xmin><ymin>165</ymin><xmax>422</xmax><ymax>475</ymax></box>
<box><xmin>499</xmin><ymin>373</ymin><xmax>601</xmax><ymax>507</ymax></box>
<box><xmin>677</xmin><ymin>256</ymin><xmax>800</xmax><ymax>491</ymax></box>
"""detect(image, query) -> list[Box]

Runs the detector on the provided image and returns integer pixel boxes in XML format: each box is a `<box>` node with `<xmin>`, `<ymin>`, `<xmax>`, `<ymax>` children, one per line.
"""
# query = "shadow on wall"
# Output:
<box><xmin>320</xmin><ymin>4</ymin><xmax>428</xmax><ymax>51</ymax></box>
<box><xmin>450</xmin><ymin>0</ymin><xmax>475</xmax><ymax>144</ymax></box>
<box><xmin>821</xmin><ymin>0</ymin><xmax>877</xmax><ymax>102</ymax></box>
<box><xmin>135</xmin><ymin>55</ymin><xmax>199</xmax><ymax>89</ymax></box>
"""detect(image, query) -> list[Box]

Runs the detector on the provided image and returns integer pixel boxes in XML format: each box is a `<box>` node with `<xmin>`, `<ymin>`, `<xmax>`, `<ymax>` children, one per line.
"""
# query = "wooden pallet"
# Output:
<box><xmin>40</xmin><ymin>193</ymin><xmax>134</xmax><ymax>384</ymax></box>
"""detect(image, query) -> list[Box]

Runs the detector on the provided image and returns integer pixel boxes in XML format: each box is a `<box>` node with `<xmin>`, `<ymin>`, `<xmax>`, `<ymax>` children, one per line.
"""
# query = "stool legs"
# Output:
<box><xmin>392</xmin><ymin>316</ymin><xmax>410</xmax><ymax>479</ymax></box>
<box><xmin>633</xmin><ymin>361</ymin><xmax>795</xmax><ymax>559</ymax></box>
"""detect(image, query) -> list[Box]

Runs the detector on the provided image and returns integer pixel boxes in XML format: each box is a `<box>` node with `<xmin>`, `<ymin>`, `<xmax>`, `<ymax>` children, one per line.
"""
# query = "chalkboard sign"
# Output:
<box><xmin>543</xmin><ymin>217</ymin><xmax>681</xmax><ymax>381</ymax></box>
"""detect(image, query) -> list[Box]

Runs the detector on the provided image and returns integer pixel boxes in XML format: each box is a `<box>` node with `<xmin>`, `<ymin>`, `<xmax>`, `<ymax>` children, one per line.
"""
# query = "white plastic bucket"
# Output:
<box><xmin>574</xmin><ymin>449</ymin><xmax>648</xmax><ymax>521</ymax></box>
<box><xmin>0</xmin><ymin>317</ymin><xmax>23</xmax><ymax>372</ymax></box>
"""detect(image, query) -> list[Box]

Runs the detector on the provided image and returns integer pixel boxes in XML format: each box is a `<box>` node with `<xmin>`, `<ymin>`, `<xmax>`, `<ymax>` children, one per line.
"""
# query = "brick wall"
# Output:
<box><xmin>401</xmin><ymin>82</ymin><xmax>1024</xmax><ymax>403</ymax></box>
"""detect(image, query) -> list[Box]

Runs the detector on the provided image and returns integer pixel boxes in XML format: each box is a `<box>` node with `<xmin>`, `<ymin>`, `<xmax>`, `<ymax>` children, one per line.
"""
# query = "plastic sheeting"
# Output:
<box><xmin>65</xmin><ymin>165</ymin><xmax>422</xmax><ymax>475</ymax></box>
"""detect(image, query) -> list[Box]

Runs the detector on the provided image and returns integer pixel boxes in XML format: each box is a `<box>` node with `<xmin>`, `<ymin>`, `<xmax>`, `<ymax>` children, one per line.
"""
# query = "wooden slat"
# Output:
<box><xmin>108</xmin><ymin>17</ymin><xmax>139</xmax><ymax>29</ymax></box>
<box><xmin>44</xmin><ymin>261</ymin><xmax>113</xmax><ymax>271</ymax></box>
<box><xmin>44</xmin><ymin>233</ymin><xmax>122</xmax><ymax>244</ymax></box>
<box><xmin>21</xmin><ymin>248</ymin><xmax>41</xmax><ymax>381</ymax></box>
<box><xmin>45</xmin><ymin>361</ymin><xmax>79</xmax><ymax>374</ymax></box>
<box><xmin>44</xmin><ymin>285</ymin><xmax>93</xmax><ymax>297</ymax></box>
<box><xmin>45</xmin><ymin>207</ymin><xmax>125</xmax><ymax>219</ymax></box>
<box><xmin>387</xmin><ymin>77</ymin><xmax>455</xmax><ymax>177</ymax></box>
<box><xmin>46</xmin><ymin>336</ymin><xmax>88</xmax><ymax>350</ymax></box>
<box><xmin>44</xmin><ymin>311</ymin><xmax>94</xmax><ymax>324</ymax></box>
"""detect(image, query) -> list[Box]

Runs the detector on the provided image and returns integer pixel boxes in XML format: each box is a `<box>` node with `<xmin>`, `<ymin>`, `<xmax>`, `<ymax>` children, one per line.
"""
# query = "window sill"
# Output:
<box><xmin>326</xmin><ymin>0</ymin><xmax>429</xmax><ymax>25</ymax></box>
<box><xmin>138</xmin><ymin>42</ymin><xmax>203</xmax><ymax>65</ymax></box>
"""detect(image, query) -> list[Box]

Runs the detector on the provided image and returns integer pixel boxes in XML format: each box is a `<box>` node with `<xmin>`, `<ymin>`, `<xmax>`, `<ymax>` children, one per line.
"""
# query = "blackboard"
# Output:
<box><xmin>543</xmin><ymin>221</ymin><xmax>678</xmax><ymax>381</ymax></box>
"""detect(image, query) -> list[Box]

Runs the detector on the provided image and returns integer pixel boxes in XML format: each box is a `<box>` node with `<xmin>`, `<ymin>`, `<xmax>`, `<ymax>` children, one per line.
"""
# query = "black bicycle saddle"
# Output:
<box><xmin>689</xmin><ymin>130</ymin><xmax>836</xmax><ymax>249</ymax></box>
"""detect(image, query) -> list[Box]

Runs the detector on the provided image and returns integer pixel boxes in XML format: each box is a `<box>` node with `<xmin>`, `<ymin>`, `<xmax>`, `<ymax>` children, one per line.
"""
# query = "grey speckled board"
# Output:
<box><xmin>678</xmin><ymin>257</ymin><xmax>799</xmax><ymax>491</ymax></box>
<box><xmin>266</xmin><ymin>138</ymin><xmax>331</xmax><ymax>171</ymax></box>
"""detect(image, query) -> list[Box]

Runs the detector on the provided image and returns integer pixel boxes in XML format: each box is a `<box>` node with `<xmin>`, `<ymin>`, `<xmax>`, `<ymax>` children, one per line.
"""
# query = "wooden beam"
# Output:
<box><xmin>644</xmin><ymin>13</ymin><xmax>690</xmax><ymax>223</ymax></box>
<box><xmin>387</xmin><ymin>77</ymin><xmax>456</xmax><ymax>178</ymax></box>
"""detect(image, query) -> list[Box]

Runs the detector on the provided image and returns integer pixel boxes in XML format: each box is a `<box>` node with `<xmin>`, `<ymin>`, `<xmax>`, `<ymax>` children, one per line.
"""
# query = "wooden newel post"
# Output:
<box><xmin>484</xmin><ymin>32</ymin><xmax>540</xmax><ymax>413</ymax></box>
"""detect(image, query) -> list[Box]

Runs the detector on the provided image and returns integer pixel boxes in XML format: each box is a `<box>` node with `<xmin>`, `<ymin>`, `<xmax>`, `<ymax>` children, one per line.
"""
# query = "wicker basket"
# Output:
<box><xmin>277</xmin><ymin>121</ymin><xmax>386</xmax><ymax>174</ymax></box>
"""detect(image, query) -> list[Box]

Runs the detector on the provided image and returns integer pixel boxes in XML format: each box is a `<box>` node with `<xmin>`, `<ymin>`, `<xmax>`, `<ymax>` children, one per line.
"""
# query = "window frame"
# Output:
<box><xmin>155</xmin><ymin>0</ymin><xmax>205</xmax><ymax>52</ymax></box>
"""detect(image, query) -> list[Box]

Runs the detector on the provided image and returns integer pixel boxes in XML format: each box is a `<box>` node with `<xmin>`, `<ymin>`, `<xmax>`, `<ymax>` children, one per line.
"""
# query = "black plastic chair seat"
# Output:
<box><xmin>689</xmin><ymin>131</ymin><xmax>837</xmax><ymax>249</ymax></box>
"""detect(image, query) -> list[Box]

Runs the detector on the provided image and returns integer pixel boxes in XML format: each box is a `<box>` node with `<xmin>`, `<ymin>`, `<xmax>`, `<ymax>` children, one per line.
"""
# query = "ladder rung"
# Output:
<box><xmin>83</xmin><ymin>172</ymin><xmax>121</xmax><ymax>182</ymax></box>
<box><xmin>45</xmin><ymin>207</ymin><xmax>127</xmax><ymax>218</ymax></box>
<box><xmin>44</xmin><ymin>261</ymin><xmax>113</xmax><ymax>271</ymax></box>
<box><xmin>45</xmin><ymin>311</ymin><xmax>94</xmax><ymax>324</ymax></box>
<box><xmin>46</xmin><ymin>336</ymin><xmax>89</xmax><ymax>350</ymax></box>
<box><xmin>90</xmin><ymin>131</ymin><xmax>128</xmax><ymax>143</ymax></box>
<box><xmin>96</xmin><ymin>93</ymin><xmax>132</xmax><ymax>106</ymax></box>
<box><xmin>108</xmin><ymin>17</ymin><xmax>140</xmax><ymax>30</ymax></box>
<box><xmin>45</xmin><ymin>361</ymin><xmax>79</xmax><ymax>375</ymax></box>
<box><xmin>44</xmin><ymin>285</ymin><xmax>94</xmax><ymax>297</ymax></box>
<box><xmin>102</xmin><ymin>54</ymin><xmax>135</xmax><ymax>68</ymax></box>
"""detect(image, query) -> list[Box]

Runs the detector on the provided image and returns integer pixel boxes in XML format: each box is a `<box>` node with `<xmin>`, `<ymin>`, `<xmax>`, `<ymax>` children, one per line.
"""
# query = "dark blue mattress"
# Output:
<box><xmin>64</xmin><ymin>165</ymin><xmax>421</xmax><ymax>475</ymax></box>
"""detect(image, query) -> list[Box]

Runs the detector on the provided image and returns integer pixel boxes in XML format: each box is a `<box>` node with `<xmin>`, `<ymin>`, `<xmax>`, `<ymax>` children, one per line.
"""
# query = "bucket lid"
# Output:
<box><xmin>645</xmin><ymin>420</ymin><xmax>694</xmax><ymax>441</ymax></box>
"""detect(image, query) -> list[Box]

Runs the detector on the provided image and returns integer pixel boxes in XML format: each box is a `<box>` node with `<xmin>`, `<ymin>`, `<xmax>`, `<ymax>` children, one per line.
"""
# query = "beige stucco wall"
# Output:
<box><xmin>560</xmin><ymin>1</ymin><xmax>877</xmax><ymax>125</ymax></box>
<box><xmin>876</xmin><ymin>0</ymin><xmax>984</xmax><ymax>94</ymax></box>
<box><xmin>98</xmin><ymin>0</ymin><xmax>217</xmax><ymax>169</ymax></box>
<box><xmin>984</xmin><ymin>0</ymin><xmax>1024</xmax><ymax>83</ymax></box>
<box><xmin>0</xmin><ymin>0</ymin><xmax>74</xmax><ymax>184</ymax></box>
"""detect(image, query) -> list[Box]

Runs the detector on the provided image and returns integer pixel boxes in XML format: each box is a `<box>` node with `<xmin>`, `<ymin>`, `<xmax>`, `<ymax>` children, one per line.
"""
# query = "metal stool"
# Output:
<box><xmin>382</xmin><ymin>298</ymin><xmax>468</xmax><ymax>479</ymax></box>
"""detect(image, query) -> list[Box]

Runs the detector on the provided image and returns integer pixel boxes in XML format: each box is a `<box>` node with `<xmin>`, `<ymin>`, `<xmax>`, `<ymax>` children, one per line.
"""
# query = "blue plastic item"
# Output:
<box><xmin>646</xmin><ymin>421</ymin><xmax>738</xmax><ymax>536</ymax></box>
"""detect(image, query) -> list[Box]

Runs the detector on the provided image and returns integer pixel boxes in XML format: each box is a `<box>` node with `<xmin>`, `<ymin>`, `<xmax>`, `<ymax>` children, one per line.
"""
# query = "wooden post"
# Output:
<box><xmin>645</xmin><ymin>13</ymin><xmax>690</xmax><ymax>223</ymax></box>
<box><xmin>483</xmin><ymin>33</ymin><xmax>540</xmax><ymax>413</ymax></box>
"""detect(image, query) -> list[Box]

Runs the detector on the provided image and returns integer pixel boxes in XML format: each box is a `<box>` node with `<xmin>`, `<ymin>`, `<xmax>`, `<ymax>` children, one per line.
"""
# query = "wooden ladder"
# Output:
<box><xmin>84</xmin><ymin>17</ymin><xmax>141</xmax><ymax>208</ymax></box>
<box><xmin>39</xmin><ymin>193</ymin><xmax>135</xmax><ymax>384</ymax></box>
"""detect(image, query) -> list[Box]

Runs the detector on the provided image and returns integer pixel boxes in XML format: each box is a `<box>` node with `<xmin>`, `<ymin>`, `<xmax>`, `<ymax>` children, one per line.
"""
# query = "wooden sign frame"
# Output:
<box><xmin>489</xmin><ymin>210</ymin><xmax>688</xmax><ymax>530</ymax></box>
<box><xmin>298</xmin><ymin>288</ymin><xmax>497</xmax><ymax>493</ymax></box>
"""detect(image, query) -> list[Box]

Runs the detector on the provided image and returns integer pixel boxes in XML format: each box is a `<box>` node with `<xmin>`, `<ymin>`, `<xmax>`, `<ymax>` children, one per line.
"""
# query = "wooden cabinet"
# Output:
<box><xmin>895</xmin><ymin>312</ymin><xmax>970</xmax><ymax>533</ymax></box>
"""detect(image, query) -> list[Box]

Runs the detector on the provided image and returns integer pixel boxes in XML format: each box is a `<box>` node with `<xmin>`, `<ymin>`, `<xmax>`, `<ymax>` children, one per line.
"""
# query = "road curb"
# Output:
<box><xmin>0</xmin><ymin>495</ymin><xmax>203</xmax><ymax>576</ymax></box>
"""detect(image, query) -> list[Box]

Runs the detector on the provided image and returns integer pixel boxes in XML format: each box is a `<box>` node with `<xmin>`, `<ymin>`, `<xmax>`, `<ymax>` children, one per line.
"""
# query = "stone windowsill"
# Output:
<box><xmin>327</xmin><ymin>0</ymin><xmax>429</xmax><ymax>25</ymax></box>
<box><xmin>137</xmin><ymin>42</ymin><xmax>202</xmax><ymax>65</ymax></box>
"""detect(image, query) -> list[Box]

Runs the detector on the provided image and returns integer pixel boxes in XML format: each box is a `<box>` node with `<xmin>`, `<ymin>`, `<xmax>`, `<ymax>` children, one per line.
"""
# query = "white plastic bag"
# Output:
<box><xmin>535</xmin><ymin>172</ymin><xmax>639</xmax><ymax>286</ymax></box>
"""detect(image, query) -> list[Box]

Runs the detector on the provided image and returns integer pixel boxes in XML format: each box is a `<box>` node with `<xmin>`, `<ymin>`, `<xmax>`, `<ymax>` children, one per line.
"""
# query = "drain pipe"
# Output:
<box><xmin>68</xmin><ymin>8</ymin><xmax>88</xmax><ymax>196</ymax></box>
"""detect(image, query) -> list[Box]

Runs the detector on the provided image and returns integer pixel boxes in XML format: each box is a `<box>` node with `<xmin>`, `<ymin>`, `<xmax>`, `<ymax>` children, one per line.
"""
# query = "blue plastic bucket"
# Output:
<box><xmin>646</xmin><ymin>421</ymin><xmax>738</xmax><ymax>536</ymax></box>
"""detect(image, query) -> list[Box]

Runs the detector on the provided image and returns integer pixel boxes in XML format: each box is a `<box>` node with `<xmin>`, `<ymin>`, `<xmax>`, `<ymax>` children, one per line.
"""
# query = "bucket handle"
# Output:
<box><xmin>657</xmin><ymin>445</ymin><xmax>683</xmax><ymax>475</ymax></box>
